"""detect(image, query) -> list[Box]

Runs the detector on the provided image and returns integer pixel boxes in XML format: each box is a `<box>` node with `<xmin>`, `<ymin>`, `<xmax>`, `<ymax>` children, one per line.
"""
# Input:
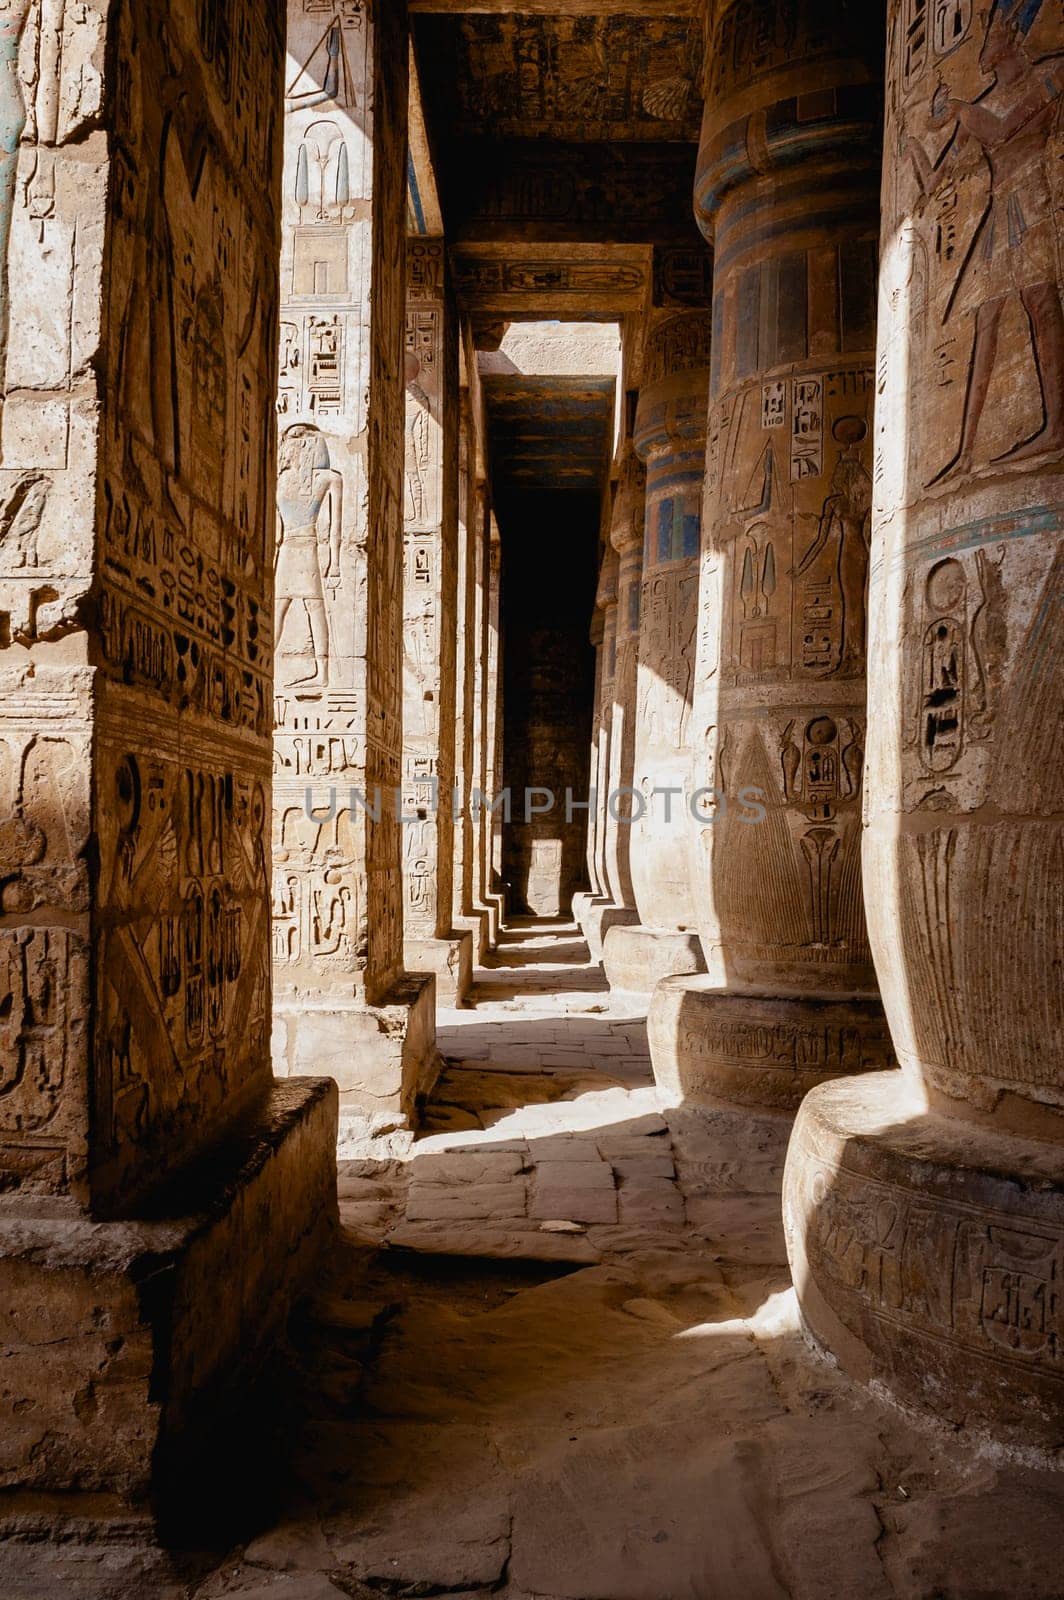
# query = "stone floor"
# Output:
<box><xmin>3</xmin><ymin>920</ymin><xmax>1063</xmax><ymax>1598</ymax></box>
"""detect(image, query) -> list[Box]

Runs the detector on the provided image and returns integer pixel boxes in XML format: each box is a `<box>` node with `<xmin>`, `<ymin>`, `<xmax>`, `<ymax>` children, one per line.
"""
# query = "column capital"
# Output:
<box><xmin>609</xmin><ymin>440</ymin><xmax>647</xmax><ymax>555</ymax></box>
<box><xmin>694</xmin><ymin>0</ymin><xmax>883</xmax><ymax>246</ymax></box>
<box><xmin>633</xmin><ymin>309</ymin><xmax>712</xmax><ymax>462</ymax></box>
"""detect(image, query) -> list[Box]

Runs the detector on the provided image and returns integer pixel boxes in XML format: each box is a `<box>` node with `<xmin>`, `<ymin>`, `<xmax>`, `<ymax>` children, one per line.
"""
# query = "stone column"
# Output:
<box><xmin>452</xmin><ymin>396</ymin><xmax>491</xmax><ymax>963</ymax></box>
<box><xmin>648</xmin><ymin>0</ymin><xmax>894</xmax><ymax>1111</ymax></box>
<box><xmin>0</xmin><ymin>0</ymin><xmax>336</xmax><ymax>1501</ymax></box>
<box><xmin>401</xmin><ymin>241</ymin><xmax>472</xmax><ymax>1007</ymax></box>
<box><xmin>273</xmin><ymin>0</ymin><xmax>436</xmax><ymax>1123</ymax></box>
<box><xmin>479</xmin><ymin>503</ymin><xmax>508</xmax><ymax>939</ymax></box>
<box><xmin>575</xmin><ymin>548</ymin><xmax>619</xmax><ymax>939</ymax></box>
<box><xmin>602</xmin><ymin>312</ymin><xmax>710</xmax><ymax>1003</ymax></box>
<box><xmin>573</xmin><ymin>602</ymin><xmax>606</xmax><ymax>931</ymax></box>
<box><xmin>593</xmin><ymin>549</ymin><xmax>619</xmax><ymax>905</ymax></box>
<box><xmin>785</xmin><ymin>0</ymin><xmax>1064</xmax><ymax>1445</ymax></box>
<box><xmin>585</xmin><ymin>437</ymin><xmax>646</xmax><ymax>960</ymax></box>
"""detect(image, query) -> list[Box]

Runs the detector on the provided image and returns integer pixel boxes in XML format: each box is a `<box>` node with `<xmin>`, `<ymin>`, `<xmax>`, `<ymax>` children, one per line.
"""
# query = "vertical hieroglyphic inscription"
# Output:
<box><xmin>692</xmin><ymin>0</ymin><xmax>883</xmax><ymax>998</ymax></box>
<box><xmin>629</xmin><ymin>309</ymin><xmax>711</xmax><ymax>935</ymax></box>
<box><xmin>0</xmin><ymin>0</ymin><xmax>286</xmax><ymax>1208</ymax></box>
<box><xmin>402</xmin><ymin>240</ymin><xmax>459</xmax><ymax>951</ymax></box>
<box><xmin>274</xmin><ymin>0</ymin><xmax>411</xmax><ymax>1029</ymax></box>
<box><xmin>866</xmin><ymin>0</ymin><xmax>1064</xmax><ymax>1107</ymax></box>
<box><xmin>93</xmin><ymin>0</ymin><xmax>284</xmax><ymax>1210</ymax></box>
<box><xmin>603</xmin><ymin>436</ymin><xmax>646</xmax><ymax>913</ymax></box>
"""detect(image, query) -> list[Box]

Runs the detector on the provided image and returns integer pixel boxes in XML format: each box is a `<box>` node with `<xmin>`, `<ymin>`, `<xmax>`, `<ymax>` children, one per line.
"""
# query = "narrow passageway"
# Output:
<box><xmin>178</xmin><ymin>923</ymin><xmax>1061</xmax><ymax>1600</ymax></box>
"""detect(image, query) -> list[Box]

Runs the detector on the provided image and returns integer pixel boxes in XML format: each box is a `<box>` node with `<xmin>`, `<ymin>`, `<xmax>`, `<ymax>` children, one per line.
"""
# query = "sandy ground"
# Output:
<box><xmin>3</xmin><ymin>921</ymin><xmax>1062</xmax><ymax>1599</ymax></box>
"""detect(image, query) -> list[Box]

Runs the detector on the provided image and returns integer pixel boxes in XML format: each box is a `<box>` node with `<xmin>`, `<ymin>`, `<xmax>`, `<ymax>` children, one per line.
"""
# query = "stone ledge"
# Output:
<box><xmin>406</xmin><ymin>929</ymin><xmax>474</xmax><ymax>1007</ymax></box>
<box><xmin>0</xmin><ymin>1078</ymin><xmax>338</xmax><ymax>1506</ymax></box>
<box><xmin>784</xmin><ymin>1071</ymin><xmax>1064</xmax><ymax>1448</ymax></box>
<box><xmin>276</xmin><ymin>972</ymin><xmax>437</xmax><ymax>1117</ymax></box>
<box><xmin>649</xmin><ymin>978</ymin><xmax>895</xmax><ymax>1111</ymax></box>
<box><xmin>584</xmin><ymin>902</ymin><xmax>640</xmax><ymax>963</ymax></box>
<box><xmin>602</xmin><ymin>922</ymin><xmax>705</xmax><ymax>1003</ymax></box>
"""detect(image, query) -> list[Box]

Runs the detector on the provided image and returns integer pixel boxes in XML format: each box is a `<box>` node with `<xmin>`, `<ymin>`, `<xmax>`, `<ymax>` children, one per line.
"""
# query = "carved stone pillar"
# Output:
<box><xmin>602</xmin><ymin>312</ymin><xmax>710</xmax><ymax>1002</ymax></box>
<box><xmin>575</xmin><ymin>548</ymin><xmax>619</xmax><ymax>942</ymax></box>
<box><xmin>0</xmin><ymin>0</ymin><xmax>336</xmax><ymax>1501</ymax></box>
<box><xmin>785</xmin><ymin>0</ymin><xmax>1064</xmax><ymax>1444</ymax></box>
<box><xmin>593</xmin><ymin>550</ymin><xmax>619</xmax><ymax>903</ymax></box>
<box><xmin>273</xmin><ymin>0</ymin><xmax>436</xmax><ymax>1122</ymax></box>
<box><xmin>478</xmin><ymin>502</ymin><xmax>507</xmax><ymax>940</ymax></box>
<box><xmin>573</xmin><ymin>601</ymin><xmax>606</xmax><ymax>932</ymax></box>
<box><xmin>452</xmin><ymin>398</ymin><xmax>490</xmax><ymax>963</ymax></box>
<box><xmin>402</xmin><ymin>242</ymin><xmax>472</xmax><ymax>1007</ymax></box>
<box><xmin>585</xmin><ymin>438</ymin><xmax>646</xmax><ymax>960</ymax></box>
<box><xmin>648</xmin><ymin>0</ymin><xmax>894</xmax><ymax>1109</ymax></box>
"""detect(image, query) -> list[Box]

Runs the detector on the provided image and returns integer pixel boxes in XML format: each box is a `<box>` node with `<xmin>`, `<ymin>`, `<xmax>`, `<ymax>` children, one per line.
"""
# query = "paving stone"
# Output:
<box><xmin>533</xmin><ymin>1159</ymin><xmax>615</xmax><ymax>1188</ymax></box>
<box><xmin>405</xmin><ymin>1181</ymin><xmax>527</xmax><ymax>1221</ymax></box>
<box><xmin>525</xmin><ymin>1136</ymin><xmax>597</xmax><ymax>1161</ymax></box>
<box><xmin>385</xmin><ymin>1219</ymin><xmax>600</xmax><ymax>1263</ymax></box>
<box><xmin>611</xmin><ymin>1155</ymin><xmax>677</xmax><ymax>1179</ymax></box>
<box><xmin>617</xmin><ymin>1188</ymin><xmax>686</xmax><ymax>1226</ymax></box>
<box><xmin>528</xmin><ymin>1186</ymin><xmax>618</xmax><ymax>1225</ymax></box>
<box><xmin>410</xmin><ymin>1150</ymin><xmax>526</xmax><ymax>1184</ymax></box>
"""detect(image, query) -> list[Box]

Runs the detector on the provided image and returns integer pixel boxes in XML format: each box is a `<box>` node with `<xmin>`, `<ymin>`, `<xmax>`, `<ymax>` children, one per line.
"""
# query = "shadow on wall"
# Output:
<box><xmin>500</xmin><ymin>489</ymin><xmax>599</xmax><ymax>917</ymax></box>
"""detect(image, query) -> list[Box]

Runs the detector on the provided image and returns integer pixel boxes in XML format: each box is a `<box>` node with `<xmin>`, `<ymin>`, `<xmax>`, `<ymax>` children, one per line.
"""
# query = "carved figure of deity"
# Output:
<box><xmin>404</xmin><ymin>350</ymin><xmax>431</xmax><ymax>524</ymax></box>
<box><xmin>0</xmin><ymin>0</ymin><xmax>62</xmax><ymax>398</ymax></box>
<box><xmin>794</xmin><ymin>419</ymin><xmax>873</xmax><ymax>674</ymax></box>
<box><xmin>909</xmin><ymin>0</ymin><xmax>1064</xmax><ymax>479</ymax></box>
<box><xmin>116</xmin><ymin>16</ymin><xmax>210</xmax><ymax>500</ymax></box>
<box><xmin>275</xmin><ymin>422</ymin><xmax>343</xmax><ymax>689</ymax></box>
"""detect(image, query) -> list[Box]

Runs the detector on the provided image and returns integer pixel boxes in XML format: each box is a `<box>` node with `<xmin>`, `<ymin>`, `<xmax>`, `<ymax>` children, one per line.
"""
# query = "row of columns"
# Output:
<box><xmin>579</xmin><ymin>0</ymin><xmax>1063</xmax><ymax>1447</ymax></box>
<box><xmin>0</xmin><ymin>0</ymin><xmax>509</xmax><ymax>1502</ymax></box>
<box><xmin>273</xmin><ymin>4</ymin><xmax>505</xmax><ymax>1131</ymax></box>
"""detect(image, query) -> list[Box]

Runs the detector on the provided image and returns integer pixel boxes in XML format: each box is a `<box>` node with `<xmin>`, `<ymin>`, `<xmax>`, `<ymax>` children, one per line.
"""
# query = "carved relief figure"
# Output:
<box><xmin>404</xmin><ymin>350</ymin><xmax>431</xmax><ymax>524</ymax></box>
<box><xmin>794</xmin><ymin>418</ymin><xmax>872</xmax><ymax>674</ymax></box>
<box><xmin>908</xmin><ymin>0</ymin><xmax>1064</xmax><ymax>479</ymax></box>
<box><xmin>0</xmin><ymin>470</ymin><xmax>47</xmax><ymax>566</ymax></box>
<box><xmin>0</xmin><ymin>0</ymin><xmax>62</xmax><ymax>397</ymax></box>
<box><xmin>286</xmin><ymin>4</ymin><xmax>362</xmax><ymax>113</ymax></box>
<box><xmin>275</xmin><ymin>422</ymin><xmax>343</xmax><ymax>689</ymax></box>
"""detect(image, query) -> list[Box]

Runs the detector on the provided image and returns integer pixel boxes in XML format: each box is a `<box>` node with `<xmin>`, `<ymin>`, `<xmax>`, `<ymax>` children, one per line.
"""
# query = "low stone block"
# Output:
<box><xmin>0</xmin><ymin>1079</ymin><xmax>337</xmax><ymax>1505</ymax></box>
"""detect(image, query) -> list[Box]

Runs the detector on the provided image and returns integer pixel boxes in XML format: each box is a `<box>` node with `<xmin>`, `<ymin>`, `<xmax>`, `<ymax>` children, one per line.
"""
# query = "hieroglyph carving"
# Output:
<box><xmin>0</xmin><ymin>0</ymin><xmax>286</xmax><ymax>1205</ymax></box>
<box><xmin>273</xmin><ymin>0</ymin><xmax>410</xmax><ymax>1005</ymax></box>
<box><xmin>865</xmin><ymin>0</ymin><xmax>1064</xmax><ymax>1102</ymax></box>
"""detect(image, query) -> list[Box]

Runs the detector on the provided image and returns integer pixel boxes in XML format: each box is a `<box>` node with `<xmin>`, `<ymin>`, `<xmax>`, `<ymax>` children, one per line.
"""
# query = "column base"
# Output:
<box><xmin>456</xmin><ymin>910</ymin><xmax>491</xmax><ymax>965</ymax></box>
<box><xmin>784</xmin><ymin>1071</ymin><xmax>1064</xmax><ymax>1448</ymax></box>
<box><xmin>273</xmin><ymin>972</ymin><xmax>437</xmax><ymax>1124</ymax></box>
<box><xmin>482</xmin><ymin>885</ymin><xmax>507</xmax><ymax>945</ymax></box>
<box><xmin>649</xmin><ymin>978</ymin><xmax>895</xmax><ymax>1112</ymax></box>
<box><xmin>0</xmin><ymin>1079</ymin><xmax>337</xmax><ymax>1508</ymax></box>
<box><xmin>406</xmin><ymin>930</ymin><xmax>474</xmax><ymax>1007</ymax></box>
<box><xmin>571</xmin><ymin>890</ymin><xmax>596</xmax><ymax>927</ymax></box>
<box><xmin>584</xmin><ymin>902</ymin><xmax>640</xmax><ymax>963</ymax></box>
<box><xmin>602</xmin><ymin>922</ymin><xmax>705</xmax><ymax>1005</ymax></box>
